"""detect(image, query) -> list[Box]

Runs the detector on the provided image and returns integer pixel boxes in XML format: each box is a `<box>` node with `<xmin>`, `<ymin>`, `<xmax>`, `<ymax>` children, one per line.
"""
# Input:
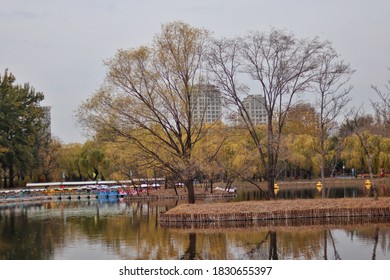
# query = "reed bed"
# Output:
<box><xmin>159</xmin><ymin>197</ymin><xmax>390</xmax><ymax>224</ymax></box>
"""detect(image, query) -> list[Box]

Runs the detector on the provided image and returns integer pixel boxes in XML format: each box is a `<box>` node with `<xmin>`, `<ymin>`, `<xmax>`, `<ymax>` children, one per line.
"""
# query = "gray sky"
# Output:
<box><xmin>1</xmin><ymin>0</ymin><xmax>389</xmax><ymax>143</ymax></box>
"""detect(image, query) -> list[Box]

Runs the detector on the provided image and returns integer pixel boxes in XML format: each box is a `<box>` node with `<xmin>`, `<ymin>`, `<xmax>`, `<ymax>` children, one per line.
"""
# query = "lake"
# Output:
<box><xmin>1</xmin><ymin>183</ymin><xmax>390</xmax><ymax>260</ymax></box>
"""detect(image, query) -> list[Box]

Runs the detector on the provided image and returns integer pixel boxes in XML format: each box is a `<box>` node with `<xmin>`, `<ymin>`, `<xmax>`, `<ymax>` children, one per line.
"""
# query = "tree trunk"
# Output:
<box><xmin>366</xmin><ymin>154</ymin><xmax>378</xmax><ymax>200</ymax></box>
<box><xmin>266</xmin><ymin>149</ymin><xmax>276</xmax><ymax>200</ymax></box>
<box><xmin>267</xmin><ymin>155</ymin><xmax>276</xmax><ymax>200</ymax></box>
<box><xmin>321</xmin><ymin>153</ymin><xmax>326</xmax><ymax>199</ymax></box>
<box><xmin>2</xmin><ymin>167</ymin><xmax>7</xmax><ymax>189</ymax></box>
<box><xmin>267</xmin><ymin>177</ymin><xmax>275</xmax><ymax>200</ymax></box>
<box><xmin>267</xmin><ymin>118</ymin><xmax>276</xmax><ymax>200</ymax></box>
<box><xmin>9</xmin><ymin>162</ymin><xmax>14</xmax><ymax>188</ymax></box>
<box><xmin>186</xmin><ymin>179</ymin><xmax>195</xmax><ymax>204</ymax></box>
<box><xmin>225</xmin><ymin>179</ymin><xmax>233</xmax><ymax>191</ymax></box>
<box><xmin>173</xmin><ymin>185</ymin><xmax>179</xmax><ymax>196</ymax></box>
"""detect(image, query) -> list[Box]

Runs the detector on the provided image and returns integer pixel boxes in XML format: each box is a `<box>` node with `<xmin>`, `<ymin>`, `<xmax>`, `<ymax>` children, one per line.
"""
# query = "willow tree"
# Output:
<box><xmin>208</xmin><ymin>29</ymin><xmax>335</xmax><ymax>199</ymax></box>
<box><xmin>282</xmin><ymin>103</ymin><xmax>319</xmax><ymax>179</ymax></box>
<box><xmin>77</xmin><ymin>22</ymin><xmax>221</xmax><ymax>203</ymax></box>
<box><xmin>348</xmin><ymin>114</ymin><xmax>380</xmax><ymax>199</ymax></box>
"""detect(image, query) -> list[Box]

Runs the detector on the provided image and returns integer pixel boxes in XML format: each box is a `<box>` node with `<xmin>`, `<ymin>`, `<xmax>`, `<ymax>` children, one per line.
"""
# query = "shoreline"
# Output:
<box><xmin>0</xmin><ymin>191</ymin><xmax>235</xmax><ymax>207</ymax></box>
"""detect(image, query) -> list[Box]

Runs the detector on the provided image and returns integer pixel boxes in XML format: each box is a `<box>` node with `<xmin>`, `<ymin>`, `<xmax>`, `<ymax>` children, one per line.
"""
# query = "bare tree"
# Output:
<box><xmin>312</xmin><ymin>50</ymin><xmax>354</xmax><ymax>198</ymax></box>
<box><xmin>77</xmin><ymin>22</ymin><xmax>222</xmax><ymax>204</ymax></box>
<box><xmin>371</xmin><ymin>69</ymin><xmax>390</xmax><ymax>132</ymax></box>
<box><xmin>208</xmin><ymin>29</ymin><xmax>335</xmax><ymax>199</ymax></box>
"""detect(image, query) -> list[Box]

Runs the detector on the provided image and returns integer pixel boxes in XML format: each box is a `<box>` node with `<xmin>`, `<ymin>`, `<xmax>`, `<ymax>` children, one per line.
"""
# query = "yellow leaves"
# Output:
<box><xmin>379</xmin><ymin>137</ymin><xmax>390</xmax><ymax>169</ymax></box>
<box><xmin>106</xmin><ymin>46</ymin><xmax>151</xmax><ymax>72</ymax></box>
<box><xmin>199</xmin><ymin>126</ymin><xmax>261</xmax><ymax>178</ymax></box>
<box><xmin>341</xmin><ymin>132</ymin><xmax>390</xmax><ymax>172</ymax></box>
<box><xmin>155</xmin><ymin>21</ymin><xmax>209</xmax><ymax>54</ymax></box>
<box><xmin>282</xmin><ymin>133</ymin><xmax>318</xmax><ymax>173</ymax></box>
<box><xmin>283</xmin><ymin>103</ymin><xmax>319</xmax><ymax>136</ymax></box>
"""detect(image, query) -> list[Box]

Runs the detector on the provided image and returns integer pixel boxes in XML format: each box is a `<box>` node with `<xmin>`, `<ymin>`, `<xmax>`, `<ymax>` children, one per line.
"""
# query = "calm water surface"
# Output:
<box><xmin>1</xmin><ymin>184</ymin><xmax>390</xmax><ymax>260</ymax></box>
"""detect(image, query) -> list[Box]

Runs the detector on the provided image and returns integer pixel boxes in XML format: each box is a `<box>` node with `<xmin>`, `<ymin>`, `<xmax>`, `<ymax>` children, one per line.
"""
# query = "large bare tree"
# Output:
<box><xmin>312</xmin><ymin>50</ymin><xmax>354</xmax><ymax>198</ymax></box>
<box><xmin>77</xmin><ymin>22</ymin><xmax>221</xmax><ymax>204</ymax></box>
<box><xmin>208</xmin><ymin>29</ymin><xmax>337</xmax><ymax>199</ymax></box>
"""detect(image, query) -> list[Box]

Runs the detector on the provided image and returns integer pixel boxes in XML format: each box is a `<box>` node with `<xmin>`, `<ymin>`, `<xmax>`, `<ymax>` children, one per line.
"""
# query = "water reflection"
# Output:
<box><xmin>234</xmin><ymin>183</ymin><xmax>390</xmax><ymax>201</ymax></box>
<box><xmin>1</xmin><ymin>198</ymin><xmax>390</xmax><ymax>260</ymax></box>
<box><xmin>180</xmin><ymin>233</ymin><xmax>198</xmax><ymax>260</ymax></box>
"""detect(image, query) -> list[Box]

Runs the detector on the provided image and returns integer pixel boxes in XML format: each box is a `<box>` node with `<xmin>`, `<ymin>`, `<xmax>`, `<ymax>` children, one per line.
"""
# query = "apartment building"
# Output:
<box><xmin>242</xmin><ymin>94</ymin><xmax>267</xmax><ymax>125</ymax></box>
<box><xmin>191</xmin><ymin>84</ymin><xmax>222</xmax><ymax>124</ymax></box>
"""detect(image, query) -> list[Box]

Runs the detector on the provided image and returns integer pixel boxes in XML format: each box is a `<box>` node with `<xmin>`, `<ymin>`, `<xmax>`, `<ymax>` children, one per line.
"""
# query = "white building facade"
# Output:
<box><xmin>191</xmin><ymin>84</ymin><xmax>222</xmax><ymax>124</ymax></box>
<box><xmin>242</xmin><ymin>94</ymin><xmax>267</xmax><ymax>125</ymax></box>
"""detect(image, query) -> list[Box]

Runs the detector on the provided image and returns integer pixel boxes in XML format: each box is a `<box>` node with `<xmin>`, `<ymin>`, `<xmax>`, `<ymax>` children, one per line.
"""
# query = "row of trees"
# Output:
<box><xmin>2</xmin><ymin>23</ymin><xmax>389</xmax><ymax>204</ymax></box>
<box><xmin>38</xmin><ymin>105</ymin><xmax>388</xmax><ymax>185</ymax></box>
<box><xmin>1</xmin><ymin>76</ymin><xmax>388</xmax><ymax>194</ymax></box>
<box><xmin>75</xmin><ymin>22</ymin><xmax>389</xmax><ymax>203</ymax></box>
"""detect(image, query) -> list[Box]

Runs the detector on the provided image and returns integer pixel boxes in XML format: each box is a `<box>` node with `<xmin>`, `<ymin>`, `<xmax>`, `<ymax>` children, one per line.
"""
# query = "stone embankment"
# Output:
<box><xmin>159</xmin><ymin>197</ymin><xmax>390</xmax><ymax>224</ymax></box>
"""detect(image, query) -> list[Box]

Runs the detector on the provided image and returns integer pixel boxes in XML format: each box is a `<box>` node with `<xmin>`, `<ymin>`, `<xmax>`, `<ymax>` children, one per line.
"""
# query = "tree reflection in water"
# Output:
<box><xmin>328</xmin><ymin>231</ymin><xmax>342</xmax><ymax>260</ymax></box>
<box><xmin>268</xmin><ymin>231</ymin><xmax>278</xmax><ymax>260</ymax></box>
<box><xmin>1</xmin><ymin>200</ymin><xmax>390</xmax><ymax>260</ymax></box>
<box><xmin>247</xmin><ymin>231</ymin><xmax>270</xmax><ymax>259</ymax></box>
<box><xmin>180</xmin><ymin>233</ymin><xmax>201</xmax><ymax>260</ymax></box>
<box><xmin>246</xmin><ymin>231</ymin><xmax>278</xmax><ymax>260</ymax></box>
<box><xmin>372</xmin><ymin>227</ymin><xmax>379</xmax><ymax>260</ymax></box>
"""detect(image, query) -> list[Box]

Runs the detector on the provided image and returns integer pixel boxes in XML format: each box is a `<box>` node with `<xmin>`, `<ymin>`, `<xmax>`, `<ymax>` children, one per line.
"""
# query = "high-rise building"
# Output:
<box><xmin>242</xmin><ymin>95</ymin><xmax>267</xmax><ymax>125</ymax></box>
<box><xmin>191</xmin><ymin>84</ymin><xmax>222</xmax><ymax>124</ymax></box>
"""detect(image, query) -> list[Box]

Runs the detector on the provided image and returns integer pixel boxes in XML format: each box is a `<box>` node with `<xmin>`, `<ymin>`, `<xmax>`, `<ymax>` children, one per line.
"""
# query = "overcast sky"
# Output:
<box><xmin>1</xmin><ymin>0</ymin><xmax>389</xmax><ymax>143</ymax></box>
